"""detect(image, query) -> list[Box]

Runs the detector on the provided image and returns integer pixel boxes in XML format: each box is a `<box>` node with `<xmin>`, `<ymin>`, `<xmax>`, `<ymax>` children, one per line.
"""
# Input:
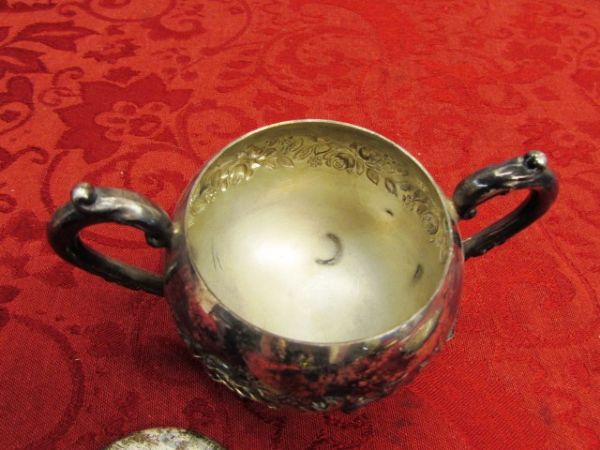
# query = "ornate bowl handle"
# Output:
<box><xmin>453</xmin><ymin>151</ymin><xmax>558</xmax><ymax>259</ymax></box>
<box><xmin>47</xmin><ymin>183</ymin><xmax>173</xmax><ymax>296</ymax></box>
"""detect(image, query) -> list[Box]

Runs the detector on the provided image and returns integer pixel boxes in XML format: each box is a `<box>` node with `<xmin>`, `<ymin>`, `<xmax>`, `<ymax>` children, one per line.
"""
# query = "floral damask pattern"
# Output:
<box><xmin>0</xmin><ymin>76</ymin><xmax>33</xmax><ymax>134</ymax></box>
<box><xmin>56</xmin><ymin>74</ymin><xmax>191</xmax><ymax>162</ymax></box>
<box><xmin>0</xmin><ymin>20</ymin><xmax>93</xmax><ymax>77</ymax></box>
<box><xmin>0</xmin><ymin>0</ymin><xmax>599</xmax><ymax>449</ymax></box>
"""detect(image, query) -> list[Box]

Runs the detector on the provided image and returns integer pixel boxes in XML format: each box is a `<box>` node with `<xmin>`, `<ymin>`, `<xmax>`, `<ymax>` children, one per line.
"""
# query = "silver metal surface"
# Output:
<box><xmin>166</xmin><ymin>120</ymin><xmax>460</xmax><ymax>410</ymax></box>
<box><xmin>104</xmin><ymin>428</ymin><xmax>225</xmax><ymax>450</ymax></box>
<box><xmin>453</xmin><ymin>150</ymin><xmax>558</xmax><ymax>258</ymax></box>
<box><xmin>185</xmin><ymin>122</ymin><xmax>451</xmax><ymax>342</ymax></box>
<box><xmin>47</xmin><ymin>182</ymin><xmax>172</xmax><ymax>295</ymax></box>
<box><xmin>48</xmin><ymin>119</ymin><xmax>557</xmax><ymax>411</ymax></box>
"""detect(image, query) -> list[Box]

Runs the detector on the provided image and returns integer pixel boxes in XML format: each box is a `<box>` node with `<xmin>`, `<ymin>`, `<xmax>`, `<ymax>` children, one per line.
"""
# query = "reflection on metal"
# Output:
<box><xmin>48</xmin><ymin>120</ymin><xmax>557</xmax><ymax>411</ymax></box>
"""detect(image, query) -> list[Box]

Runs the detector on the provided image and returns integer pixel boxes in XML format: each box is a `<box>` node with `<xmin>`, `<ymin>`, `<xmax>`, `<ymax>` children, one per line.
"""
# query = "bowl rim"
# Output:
<box><xmin>181</xmin><ymin>119</ymin><xmax>457</xmax><ymax>346</ymax></box>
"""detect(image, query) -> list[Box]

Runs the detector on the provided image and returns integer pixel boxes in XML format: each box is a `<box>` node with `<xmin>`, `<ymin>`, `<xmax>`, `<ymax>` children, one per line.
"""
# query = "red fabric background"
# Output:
<box><xmin>0</xmin><ymin>0</ymin><xmax>599</xmax><ymax>449</ymax></box>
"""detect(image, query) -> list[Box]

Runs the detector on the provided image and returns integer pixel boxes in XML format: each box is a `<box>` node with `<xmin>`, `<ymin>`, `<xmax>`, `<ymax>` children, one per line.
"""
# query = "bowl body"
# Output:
<box><xmin>163</xmin><ymin>120</ymin><xmax>463</xmax><ymax>411</ymax></box>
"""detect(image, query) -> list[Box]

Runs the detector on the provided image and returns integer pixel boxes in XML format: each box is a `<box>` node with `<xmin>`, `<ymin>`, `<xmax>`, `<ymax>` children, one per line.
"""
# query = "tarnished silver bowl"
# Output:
<box><xmin>48</xmin><ymin>120</ymin><xmax>557</xmax><ymax>411</ymax></box>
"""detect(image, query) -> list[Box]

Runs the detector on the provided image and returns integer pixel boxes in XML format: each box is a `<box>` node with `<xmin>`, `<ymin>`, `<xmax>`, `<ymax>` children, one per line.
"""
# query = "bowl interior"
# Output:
<box><xmin>185</xmin><ymin>121</ymin><xmax>450</xmax><ymax>343</ymax></box>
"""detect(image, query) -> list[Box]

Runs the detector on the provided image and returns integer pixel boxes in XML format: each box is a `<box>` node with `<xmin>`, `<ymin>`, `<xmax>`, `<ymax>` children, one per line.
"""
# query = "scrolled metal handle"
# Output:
<box><xmin>47</xmin><ymin>183</ymin><xmax>173</xmax><ymax>296</ymax></box>
<box><xmin>453</xmin><ymin>151</ymin><xmax>558</xmax><ymax>259</ymax></box>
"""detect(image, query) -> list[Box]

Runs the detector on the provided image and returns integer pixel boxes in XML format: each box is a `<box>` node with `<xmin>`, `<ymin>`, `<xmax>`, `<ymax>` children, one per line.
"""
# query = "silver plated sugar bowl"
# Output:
<box><xmin>48</xmin><ymin>120</ymin><xmax>557</xmax><ymax>411</ymax></box>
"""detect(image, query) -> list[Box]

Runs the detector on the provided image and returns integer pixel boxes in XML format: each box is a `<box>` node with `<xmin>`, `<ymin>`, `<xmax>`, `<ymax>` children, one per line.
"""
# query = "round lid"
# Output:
<box><xmin>104</xmin><ymin>428</ymin><xmax>225</xmax><ymax>450</ymax></box>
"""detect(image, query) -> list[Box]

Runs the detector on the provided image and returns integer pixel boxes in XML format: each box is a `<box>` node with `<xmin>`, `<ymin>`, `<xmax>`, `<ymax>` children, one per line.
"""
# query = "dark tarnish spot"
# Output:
<box><xmin>453</xmin><ymin>231</ymin><xmax>461</xmax><ymax>246</ymax></box>
<box><xmin>413</xmin><ymin>263</ymin><xmax>423</xmax><ymax>282</ymax></box>
<box><xmin>385</xmin><ymin>208</ymin><xmax>394</xmax><ymax>217</ymax></box>
<box><xmin>316</xmin><ymin>233</ymin><xmax>343</xmax><ymax>266</ymax></box>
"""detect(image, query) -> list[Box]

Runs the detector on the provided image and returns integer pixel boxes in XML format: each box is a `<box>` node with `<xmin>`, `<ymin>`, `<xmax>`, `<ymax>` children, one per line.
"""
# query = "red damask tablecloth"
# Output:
<box><xmin>1</xmin><ymin>1</ymin><xmax>599</xmax><ymax>449</ymax></box>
